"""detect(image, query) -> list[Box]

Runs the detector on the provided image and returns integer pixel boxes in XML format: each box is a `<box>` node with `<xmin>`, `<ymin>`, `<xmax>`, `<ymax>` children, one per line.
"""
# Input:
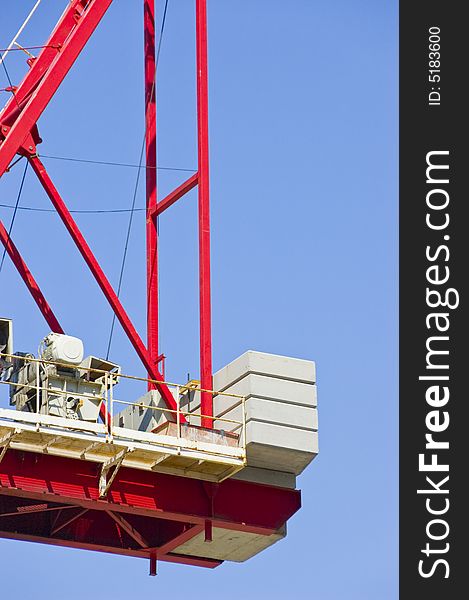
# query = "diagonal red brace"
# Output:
<box><xmin>28</xmin><ymin>155</ymin><xmax>184</xmax><ymax>420</ymax></box>
<box><xmin>0</xmin><ymin>2</ymin><xmax>82</xmax><ymax>125</ymax></box>
<box><xmin>0</xmin><ymin>219</ymin><xmax>110</xmax><ymax>425</ymax></box>
<box><xmin>151</xmin><ymin>173</ymin><xmax>199</xmax><ymax>219</ymax></box>
<box><xmin>0</xmin><ymin>0</ymin><xmax>114</xmax><ymax>178</ymax></box>
<box><xmin>0</xmin><ymin>219</ymin><xmax>64</xmax><ymax>334</ymax></box>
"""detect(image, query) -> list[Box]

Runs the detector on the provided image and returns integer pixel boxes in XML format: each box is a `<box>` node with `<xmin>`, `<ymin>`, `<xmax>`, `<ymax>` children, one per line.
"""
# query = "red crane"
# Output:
<box><xmin>0</xmin><ymin>1</ymin><xmax>303</xmax><ymax>575</ymax></box>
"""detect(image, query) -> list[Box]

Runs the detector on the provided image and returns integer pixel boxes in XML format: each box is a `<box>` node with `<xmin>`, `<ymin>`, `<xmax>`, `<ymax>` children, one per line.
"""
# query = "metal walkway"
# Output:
<box><xmin>0</xmin><ymin>353</ymin><xmax>247</xmax><ymax>495</ymax></box>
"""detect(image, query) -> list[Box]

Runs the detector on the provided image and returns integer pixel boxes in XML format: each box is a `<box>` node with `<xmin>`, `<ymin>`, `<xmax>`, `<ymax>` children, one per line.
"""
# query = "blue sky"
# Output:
<box><xmin>0</xmin><ymin>1</ymin><xmax>397</xmax><ymax>598</ymax></box>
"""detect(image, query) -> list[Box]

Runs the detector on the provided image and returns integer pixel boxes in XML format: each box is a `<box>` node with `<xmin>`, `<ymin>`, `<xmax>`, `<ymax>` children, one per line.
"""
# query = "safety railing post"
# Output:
<box><xmin>110</xmin><ymin>371</ymin><xmax>114</xmax><ymax>433</ymax></box>
<box><xmin>242</xmin><ymin>395</ymin><xmax>247</xmax><ymax>457</ymax></box>
<box><xmin>36</xmin><ymin>360</ymin><xmax>40</xmax><ymax>416</ymax></box>
<box><xmin>176</xmin><ymin>385</ymin><xmax>181</xmax><ymax>452</ymax></box>
<box><xmin>45</xmin><ymin>361</ymin><xmax>49</xmax><ymax>415</ymax></box>
<box><xmin>1</xmin><ymin>356</ymin><xmax>247</xmax><ymax>464</ymax></box>
<box><xmin>62</xmin><ymin>376</ymin><xmax>67</xmax><ymax>418</ymax></box>
<box><xmin>103</xmin><ymin>370</ymin><xmax>108</xmax><ymax>438</ymax></box>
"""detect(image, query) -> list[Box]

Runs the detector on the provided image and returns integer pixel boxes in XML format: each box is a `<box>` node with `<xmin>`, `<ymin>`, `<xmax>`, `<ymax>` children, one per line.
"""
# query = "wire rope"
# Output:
<box><xmin>0</xmin><ymin>159</ymin><xmax>28</xmax><ymax>275</ymax></box>
<box><xmin>106</xmin><ymin>0</ymin><xmax>170</xmax><ymax>359</ymax></box>
<box><xmin>0</xmin><ymin>0</ymin><xmax>42</xmax><ymax>66</ymax></box>
<box><xmin>38</xmin><ymin>153</ymin><xmax>195</xmax><ymax>173</ymax></box>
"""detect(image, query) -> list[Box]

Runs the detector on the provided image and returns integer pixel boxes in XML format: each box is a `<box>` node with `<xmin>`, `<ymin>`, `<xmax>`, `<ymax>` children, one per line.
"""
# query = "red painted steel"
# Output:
<box><xmin>0</xmin><ymin>220</ymin><xmax>64</xmax><ymax>334</ymax></box>
<box><xmin>149</xmin><ymin>551</ymin><xmax>157</xmax><ymax>575</ymax></box>
<box><xmin>0</xmin><ymin>0</ymin><xmax>114</xmax><ymax>177</ymax></box>
<box><xmin>144</xmin><ymin>0</ymin><xmax>159</xmax><ymax>382</ymax></box>
<box><xmin>0</xmin><ymin>496</ymin><xmax>221</xmax><ymax>569</ymax></box>
<box><xmin>156</xmin><ymin>524</ymin><xmax>204</xmax><ymax>555</ymax></box>
<box><xmin>0</xmin><ymin>450</ymin><xmax>300</xmax><ymax>533</ymax></box>
<box><xmin>27</xmin><ymin>155</ymin><xmax>184</xmax><ymax>421</ymax></box>
<box><xmin>0</xmin><ymin>1</ymin><xmax>303</xmax><ymax>572</ymax></box>
<box><xmin>0</xmin><ymin>218</ymin><xmax>112</xmax><ymax>425</ymax></box>
<box><xmin>152</xmin><ymin>172</ymin><xmax>199</xmax><ymax>217</ymax></box>
<box><xmin>0</xmin><ymin>0</ymin><xmax>213</xmax><ymax>423</ymax></box>
<box><xmin>0</xmin><ymin>1</ymin><xmax>85</xmax><ymax>126</ymax></box>
<box><xmin>196</xmin><ymin>0</ymin><xmax>214</xmax><ymax>428</ymax></box>
<box><xmin>0</xmin><ymin>530</ymin><xmax>222</xmax><ymax>568</ymax></box>
<box><xmin>0</xmin><ymin>450</ymin><xmax>300</xmax><ymax>569</ymax></box>
<box><xmin>204</xmin><ymin>519</ymin><xmax>213</xmax><ymax>542</ymax></box>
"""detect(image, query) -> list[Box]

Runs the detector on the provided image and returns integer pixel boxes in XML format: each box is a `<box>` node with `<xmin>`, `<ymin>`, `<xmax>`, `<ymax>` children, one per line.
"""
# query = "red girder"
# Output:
<box><xmin>152</xmin><ymin>172</ymin><xmax>199</xmax><ymax>217</ymax></box>
<box><xmin>144</xmin><ymin>0</ymin><xmax>159</xmax><ymax>379</ymax></box>
<box><xmin>0</xmin><ymin>0</ymin><xmax>211</xmax><ymax>421</ymax></box>
<box><xmin>0</xmin><ymin>530</ymin><xmax>222</xmax><ymax>569</ymax></box>
<box><xmin>0</xmin><ymin>1</ymin><xmax>93</xmax><ymax>127</ymax></box>
<box><xmin>0</xmin><ymin>219</ymin><xmax>64</xmax><ymax>334</ymax></box>
<box><xmin>0</xmin><ymin>0</ymin><xmax>113</xmax><ymax>172</ymax></box>
<box><xmin>196</xmin><ymin>0</ymin><xmax>213</xmax><ymax>427</ymax></box>
<box><xmin>0</xmin><ymin>495</ymin><xmax>221</xmax><ymax>569</ymax></box>
<box><xmin>0</xmin><ymin>450</ymin><xmax>301</xmax><ymax>569</ymax></box>
<box><xmin>156</xmin><ymin>524</ymin><xmax>205</xmax><ymax>556</ymax></box>
<box><xmin>0</xmin><ymin>451</ymin><xmax>300</xmax><ymax>532</ymax></box>
<box><xmin>27</xmin><ymin>154</ymin><xmax>182</xmax><ymax>418</ymax></box>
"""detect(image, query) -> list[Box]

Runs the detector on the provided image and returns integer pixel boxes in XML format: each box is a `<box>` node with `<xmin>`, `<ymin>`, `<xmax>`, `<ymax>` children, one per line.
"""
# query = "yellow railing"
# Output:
<box><xmin>0</xmin><ymin>351</ymin><xmax>246</xmax><ymax>448</ymax></box>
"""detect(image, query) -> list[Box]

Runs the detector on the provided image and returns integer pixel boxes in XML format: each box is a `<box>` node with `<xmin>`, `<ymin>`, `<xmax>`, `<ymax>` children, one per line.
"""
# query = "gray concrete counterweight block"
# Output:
<box><xmin>213</xmin><ymin>351</ymin><xmax>318</xmax><ymax>477</ymax></box>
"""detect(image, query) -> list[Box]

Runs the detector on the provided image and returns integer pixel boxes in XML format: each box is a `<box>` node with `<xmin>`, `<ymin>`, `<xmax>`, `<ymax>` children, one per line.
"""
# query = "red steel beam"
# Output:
<box><xmin>0</xmin><ymin>219</ymin><xmax>64</xmax><ymax>334</ymax></box>
<box><xmin>0</xmin><ymin>529</ymin><xmax>222</xmax><ymax>568</ymax></box>
<box><xmin>0</xmin><ymin>218</ymin><xmax>113</xmax><ymax>426</ymax></box>
<box><xmin>196</xmin><ymin>0</ymin><xmax>213</xmax><ymax>428</ymax></box>
<box><xmin>0</xmin><ymin>504</ymin><xmax>76</xmax><ymax>520</ymax></box>
<box><xmin>0</xmin><ymin>0</ymin><xmax>207</xmax><ymax>423</ymax></box>
<box><xmin>144</xmin><ymin>0</ymin><xmax>159</xmax><ymax>379</ymax></box>
<box><xmin>50</xmin><ymin>508</ymin><xmax>88</xmax><ymax>535</ymax></box>
<box><xmin>149</xmin><ymin>551</ymin><xmax>157</xmax><ymax>576</ymax></box>
<box><xmin>0</xmin><ymin>450</ymin><xmax>301</xmax><ymax>533</ymax></box>
<box><xmin>27</xmin><ymin>155</ymin><xmax>184</xmax><ymax>420</ymax></box>
<box><xmin>0</xmin><ymin>1</ymin><xmax>89</xmax><ymax>125</ymax></box>
<box><xmin>151</xmin><ymin>173</ymin><xmax>199</xmax><ymax>218</ymax></box>
<box><xmin>156</xmin><ymin>523</ymin><xmax>204</xmax><ymax>556</ymax></box>
<box><xmin>105</xmin><ymin>510</ymin><xmax>150</xmax><ymax>548</ymax></box>
<box><xmin>0</xmin><ymin>495</ymin><xmax>220</xmax><ymax>568</ymax></box>
<box><xmin>0</xmin><ymin>0</ymin><xmax>114</xmax><ymax>177</ymax></box>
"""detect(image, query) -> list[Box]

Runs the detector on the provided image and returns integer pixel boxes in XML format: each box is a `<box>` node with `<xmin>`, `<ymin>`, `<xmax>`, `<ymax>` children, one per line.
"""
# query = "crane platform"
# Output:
<box><xmin>0</xmin><ymin>344</ymin><xmax>316</xmax><ymax>573</ymax></box>
<box><xmin>0</xmin><ymin>409</ymin><xmax>245</xmax><ymax>491</ymax></box>
<box><xmin>0</xmin><ymin>353</ymin><xmax>247</xmax><ymax>493</ymax></box>
<box><xmin>0</xmin><ymin>0</ymin><xmax>315</xmax><ymax>576</ymax></box>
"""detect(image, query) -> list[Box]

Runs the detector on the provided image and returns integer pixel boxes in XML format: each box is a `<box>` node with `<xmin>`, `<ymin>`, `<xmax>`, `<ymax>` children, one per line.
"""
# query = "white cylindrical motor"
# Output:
<box><xmin>40</xmin><ymin>333</ymin><xmax>84</xmax><ymax>365</ymax></box>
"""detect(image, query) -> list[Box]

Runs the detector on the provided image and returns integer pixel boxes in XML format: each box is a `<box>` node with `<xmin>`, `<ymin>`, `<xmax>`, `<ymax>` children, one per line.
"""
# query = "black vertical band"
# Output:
<box><xmin>400</xmin><ymin>3</ymin><xmax>466</xmax><ymax>596</ymax></box>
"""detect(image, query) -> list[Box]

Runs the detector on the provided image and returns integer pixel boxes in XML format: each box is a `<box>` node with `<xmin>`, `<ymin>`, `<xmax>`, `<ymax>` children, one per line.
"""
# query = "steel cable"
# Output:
<box><xmin>106</xmin><ymin>0</ymin><xmax>170</xmax><ymax>359</ymax></box>
<box><xmin>0</xmin><ymin>159</ymin><xmax>28</xmax><ymax>275</ymax></box>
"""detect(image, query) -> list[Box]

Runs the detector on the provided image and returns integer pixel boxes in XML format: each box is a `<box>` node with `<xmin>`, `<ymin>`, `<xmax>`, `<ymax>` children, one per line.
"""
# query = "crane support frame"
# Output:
<box><xmin>0</xmin><ymin>449</ymin><xmax>301</xmax><ymax>571</ymax></box>
<box><xmin>0</xmin><ymin>1</ymin><xmax>296</xmax><ymax>574</ymax></box>
<box><xmin>0</xmin><ymin>0</ymin><xmax>214</xmax><ymax>425</ymax></box>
